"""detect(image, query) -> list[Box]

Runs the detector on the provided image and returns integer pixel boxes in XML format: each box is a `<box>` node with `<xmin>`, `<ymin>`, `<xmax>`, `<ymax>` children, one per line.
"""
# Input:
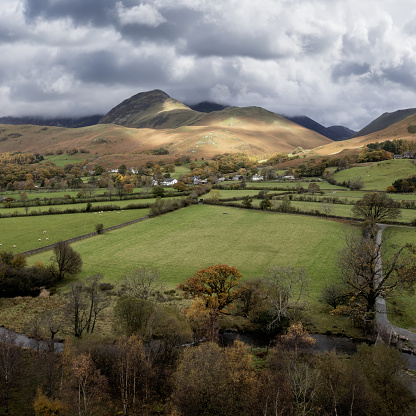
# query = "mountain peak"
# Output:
<box><xmin>98</xmin><ymin>89</ymin><xmax>197</xmax><ymax>129</ymax></box>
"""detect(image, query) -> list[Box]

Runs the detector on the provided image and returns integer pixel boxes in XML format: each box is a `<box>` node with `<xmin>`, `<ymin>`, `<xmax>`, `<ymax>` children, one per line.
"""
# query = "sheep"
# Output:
<box><xmin>46</xmin><ymin>238</ymin><xmax>49</xmax><ymax>240</ymax></box>
<box><xmin>38</xmin><ymin>238</ymin><xmax>41</xmax><ymax>241</ymax></box>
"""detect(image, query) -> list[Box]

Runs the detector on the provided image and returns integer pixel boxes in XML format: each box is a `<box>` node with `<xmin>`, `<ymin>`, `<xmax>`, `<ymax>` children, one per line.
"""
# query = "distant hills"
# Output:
<box><xmin>1</xmin><ymin>89</ymin><xmax>416</xmax><ymax>163</ymax></box>
<box><xmin>352</xmin><ymin>108</ymin><xmax>416</xmax><ymax>138</ymax></box>
<box><xmin>284</xmin><ymin>115</ymin><xmax>355</xmax><ymax>141</ymax></box>
<box><xmin>0</xmin><ymin>115</ymin><xmax>102</xmax><ymax>128</ymax></box>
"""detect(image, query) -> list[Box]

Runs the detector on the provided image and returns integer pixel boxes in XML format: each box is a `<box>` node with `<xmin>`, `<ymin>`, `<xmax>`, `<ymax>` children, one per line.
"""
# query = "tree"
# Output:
<box><xmin>121</xmin><ymin>266</ymin><xmax>165</xmax><ymax>300</ymax></box>
<box><xmin>115</xmin><ymin>335</ymin><xmax>150</xmax><ymax>416</ymax></box>
<box><xmin>241</xmin><ymin>195</ymin><xmax>253</xmax><ymax>208</ymax></box>
<box><xmin>151</xmin><ymin>185</ymin><xmax>165</xmax><ymax>198</ymax></box>
<box><xmin>52</xmin><ymin>240</ymin><xmax>82</xmax><ymax>281</ymax></box>
<box><xmin>352</xmin><ymin>192</ymin><xmax>401</xmax><ymax>223</ymax></box>
<box><xmin>307</xmin><ymin>182</ymin><xmax>320</xmax><ymax>194</ymax></box>
<box><xmin>264</xmin><ymin>265</ymin><xmax>309</xmax><ymax>329</ymax></box>
<box><xmin>178</xmin><ymin>264</ymin><xmax>244</xmax><ymax>313</ymax></box>
<box><xmin>338</xmin><ymin>231</ymin><xmax>416</xmax><ymax>320</ymax></box>
<box><xmin>178</xmin><ymin>265</ymin><xmax>244</xmax><ymax>341</ymax></box>
<box><xmin>33</xmin><ymin>388</ymin><xmax>66</xmax><ymax>416</ymax></box>
<box><xmin>0</xmin><ymin>331</ymin><xmax>22</xmax><ymax>415</ymax></box>
<box><xmin>65</xmin><ymin>275</ymin><xmax>110</xmax><ymax>338</ymax></box>
<box><xmin>172</xmin><ymin>181</ymin><xmax>187</xmax><ymax>192</ymax></box>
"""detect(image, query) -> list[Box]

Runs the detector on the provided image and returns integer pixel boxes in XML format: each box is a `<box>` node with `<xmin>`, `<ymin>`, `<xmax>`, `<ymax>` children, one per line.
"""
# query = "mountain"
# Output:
<box><xmin>285</xmin><ymin>115</ymin><xmax>355</xmax><ymax>141</ymax></box>
<box><xmin>312</xmin><ymin>113</ymin><xmax>416</xmax><ymax>156</ymax></box>
<box><xmin>0</xmin><ymin>115</ymin><xmax>102</xmax><ymax>128</ymax></box>
<box><xmin>98</xmin><ymin>89</ymin><xmax>203</xmax><ymax>129</ymax></box>
<box><xmin>187</xmin><ymin>101</ymin><xmax>228</xmax><ymax>112</ymax></box>
<box><xmin>352</xmin><ymin>108</ymin><xmax>416</xmax><ymax>138</ymax></box>
<box><xmin>0</xmin><ymin>90</ymin><xmax>332</xmax><ymax>160</ymax></box>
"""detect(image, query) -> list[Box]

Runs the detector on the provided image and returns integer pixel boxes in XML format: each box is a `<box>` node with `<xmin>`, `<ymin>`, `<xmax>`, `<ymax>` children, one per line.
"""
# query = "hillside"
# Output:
<box><xmin>311</xmin><ymin>113</ymin><xmax>416</xmax><ymax>156</ymax></box>
<box><xmin>286</xmin><ymin>115</ymin><xmax>355</xmax><ymax>141</ymax></box>
<box><xmin>352</xmin><ymin>108</ymin><xmax>416</xmax><ymax>138</ymax></box>
<box><xmin>0</xmin><ymin>90</ymin><xmax>332</xmax><ymax>162</ymax></box>
<box><xmin>98</xmin><ymin>89</ymin><xmax>204</xmax><ymax>129</ymax></box>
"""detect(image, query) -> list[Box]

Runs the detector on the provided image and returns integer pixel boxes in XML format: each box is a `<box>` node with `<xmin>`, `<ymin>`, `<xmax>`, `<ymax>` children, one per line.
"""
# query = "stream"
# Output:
<box><xmin>0</xmin><ymin>326</ymin><xmax>64</xmax><ymax>352</ymax></box>
<box><xmin>220</xmin><ymin>331</ymin><xmax>416</xmax><ymax>370</ymax></box>
<box><xmin>2</xmin><ymin>325</ymin><xmax>416</xmax><ymax>370</ymax></box>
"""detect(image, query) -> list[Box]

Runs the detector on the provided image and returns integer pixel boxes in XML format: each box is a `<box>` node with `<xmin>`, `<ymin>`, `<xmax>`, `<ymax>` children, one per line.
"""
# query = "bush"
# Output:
<box><xmin>95</xmin><ymin>223</ymin><xmax>104</xmax><ymax>234</ymax></box>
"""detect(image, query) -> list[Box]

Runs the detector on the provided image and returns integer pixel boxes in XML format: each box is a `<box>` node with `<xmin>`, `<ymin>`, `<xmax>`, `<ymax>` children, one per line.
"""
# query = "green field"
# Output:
<box><xmin>0</xmin><ymin>208</ymin><xmax>149</xmax><ymax>252</ymax></box>
<box><xmin>28</xmin><ymin>205</ymin><xmax>352</xmax><ymax>299</ymax></box>
<box><xmin>333</xmin><ymin>159</ymin><xmax>416</xmax><ymax>190</ymax></box>
<box><xmin>382</xmin><ymin>226</ymin><xmax>416</xmax><ymax>329</ymax></box>
<box><xmin>0</xmin><ymin>196</ymin><xmax>183</xmax><ymax>216</ymax></box>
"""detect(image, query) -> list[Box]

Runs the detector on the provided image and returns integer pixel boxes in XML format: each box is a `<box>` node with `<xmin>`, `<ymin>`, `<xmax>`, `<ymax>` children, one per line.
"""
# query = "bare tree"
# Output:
<box><xmin>0</xmin><ymin>331</ymin><xmax>22</xmax><ymax>414</ymax></box>
<box><xmin>321</xmin><ymin>200</ymin><xmax>333</xmax><ymax>217</ymax></box>
<box><xmin>65</xmin><ymin>275</ymin><xmax>110</xmax><ymax>338</ymax></box>
<box><xmin>264</xmin><ymin>266</ymin><xmax>309</xmax><ymax>329</ymax></box>
<box><xmin>121</xmin><ymin>266</ymin><xmax>165</xmax><ymax>300</ymax></box>
<box><xmin>339</xmin><ymin>231</ymin><xmax>416</xmax><ymax>318</ymax></box>
<box><xmin>52</xmin><ymin>240</ymin><xmax>82</xmax><ymax>280</ymax></box>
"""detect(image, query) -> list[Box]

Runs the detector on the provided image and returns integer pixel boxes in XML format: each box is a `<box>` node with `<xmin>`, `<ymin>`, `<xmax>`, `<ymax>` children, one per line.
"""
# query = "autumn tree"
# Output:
<box><xmin>352</xmin><ymin>192</ymin><xmax>401</xmax><ymax>223</ymax></box>
<box><xmin>68</xmin><ymin>352</ymin><xmax>108</xmax><ymax>416</ymax></box>
<box><xmin>33</xmin><ymin>388</ymin><xmax>66</xmax><ymax>416</ymax></box>
<box><xmin>178</xmin><ymin>265</ymin><xmax>244</xmax><ymax>341</ymax></box>
<box><xmin>115</xmin><ymin>335</ymin><xmax>150</xmax><ymax>416</ymax></box>
<box><xmin>52</xmin><ymin>240</ymin><xmax>82</xmax><ymax>281</ymax></box>
<box><xmin>173</xmin><ymin>341</ymin><xmax>258</xmax><ymax>416</ymax></box>
<box><xmin>179</xmin><ymin>265</ymin><xmax>243</xmax><ymax>312</ymax></box>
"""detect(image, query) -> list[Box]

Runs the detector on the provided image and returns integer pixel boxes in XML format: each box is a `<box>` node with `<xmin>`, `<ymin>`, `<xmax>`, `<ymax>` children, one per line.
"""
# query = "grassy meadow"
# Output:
<box><xmin>382</xmin><ymin>226</ymin><xmax>416</xmax><ymax>330</ymax></box>
<box><xmin>333</xmin><ymin>159</ymin><xmax>416</xmax><ymax>190</ymax></box>
<box><xmin>28</xmin><ymin>205</ymin><xmax>351</xmax><ymax>294</ymax></box>
<box><xmin>0</xmin><ymin>208</ymin><xmax>149</xmax><ymax>252</ymax></box>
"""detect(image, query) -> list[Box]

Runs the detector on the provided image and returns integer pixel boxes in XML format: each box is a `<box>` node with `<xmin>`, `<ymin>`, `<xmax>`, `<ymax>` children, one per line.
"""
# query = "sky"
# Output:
<box><xmin>1</xmin><ymin>0</ymin><xmax>416</xmax><ymax>130</ymax></box>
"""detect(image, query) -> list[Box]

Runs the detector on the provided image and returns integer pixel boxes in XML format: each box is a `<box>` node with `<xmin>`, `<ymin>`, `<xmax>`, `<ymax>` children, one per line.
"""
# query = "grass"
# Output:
<box><xmin>28</xmin><ymin>205</ymin><xmax>352</xmax><ymax>294</ymax></box>
<box><xmin>382</xmin><ymin>226</ymin><xmax>416</xmax><ymax>329</ymax></box>
<box><xmin>0</xmin><ymin>208</ymin><xmax>149</xmax><ymax>253</ymax></box>
<box><xmin>0</xmin><ymin>196</ymin><xmax>182</xmax><ymax>216</ymax></box>
<box><xmin>333</xmin><ymin>159</ymin><xmax>416</xmax><ymax>191</ymax></box>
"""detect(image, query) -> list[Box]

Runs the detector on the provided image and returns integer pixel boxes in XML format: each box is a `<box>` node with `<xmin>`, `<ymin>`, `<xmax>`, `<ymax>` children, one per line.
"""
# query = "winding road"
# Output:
<box><xmin>375</xmin><ymin>224</ymin><xmax>416</xmax><ymax>351</ymax></box>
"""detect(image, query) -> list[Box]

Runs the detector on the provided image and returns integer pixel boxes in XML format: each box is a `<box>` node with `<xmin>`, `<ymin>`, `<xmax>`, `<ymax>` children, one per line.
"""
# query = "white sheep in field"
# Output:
<box><xmin>12</xmin><ymin>245</ymin><xmax>16</xmax><ymax>248</ymax></box>
<box><xmin>42</xmin><ymin>230</ymin><xmax>47</xmax><ymax>234</ymax></box>
<box><xmin>46</xmin><ymin>238</ymin><xmax>49</xmax><ymax>240</ymax></box>
<box><xmin>38</xmin><ymin>239</ymin><xmax>41</xmax><ymax>241</ymax></box>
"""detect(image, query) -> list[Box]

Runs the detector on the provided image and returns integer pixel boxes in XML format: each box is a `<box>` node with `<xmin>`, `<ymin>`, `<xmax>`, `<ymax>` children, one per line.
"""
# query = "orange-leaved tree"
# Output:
<box><xmin>178</xmin><ymin>264</ymin><xmax>244</xmax><ymax>341</ymax></box>
<box><xmin>178</xmin><ymin>264</ymin><xmax>243</xmax><ymax>313</ymax></box>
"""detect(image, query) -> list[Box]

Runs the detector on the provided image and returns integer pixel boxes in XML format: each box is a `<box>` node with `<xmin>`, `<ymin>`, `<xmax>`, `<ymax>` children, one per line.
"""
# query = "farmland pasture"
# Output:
<box><xmin>28</xmin><ymin>205</ymin><xmax>353</xmax><ymax>302</ymax></box>
<box><xmin>0</xmin><ymin>208</ymin><xmax>149</xmax><ymax>252</ymax></box>
<box><xmin>333</xmin><ymin>159</ymin><xmax>416</xmax><ymax>190</ymax></box>
<box><xmin>382</xmin><ymin>226</ymin><xmax>416</xmax><ymax>329</ymax></box>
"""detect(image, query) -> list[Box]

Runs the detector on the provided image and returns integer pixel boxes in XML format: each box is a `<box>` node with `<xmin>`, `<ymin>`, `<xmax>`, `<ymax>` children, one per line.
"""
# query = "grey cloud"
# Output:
<box><xmin>61</xmin><ymin>50</ymin><xmax>168</xmax><ymax>86</ymax></box>
<box><xmin>24</xmin><ymin>0</ymin><xmax>117</xmax><ymax>26</ymax></box>
<box><xmin>331</xmin><ymin>61</ymin><xmax>371</xmax><ymax>81</ymax></box>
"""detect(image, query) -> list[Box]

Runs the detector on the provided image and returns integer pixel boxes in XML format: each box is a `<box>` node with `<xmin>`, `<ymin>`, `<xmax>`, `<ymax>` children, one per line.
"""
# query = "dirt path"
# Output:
<box><xmin>375</xmin><ymin>224</ymin><xmax>416</xmax><ymax>351</ymax></box>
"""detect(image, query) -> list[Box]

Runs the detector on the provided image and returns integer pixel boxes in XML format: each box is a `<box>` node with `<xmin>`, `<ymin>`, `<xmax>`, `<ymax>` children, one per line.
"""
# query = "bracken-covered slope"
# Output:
<box><xmin>352</xmin><ymin>108</ymin><xmax>416</xmax><ymax>138</ymax></box>
<box><xmin>312</xmin><ymin>113</ymin><xmax>416</xmax><ymax>156</ymax></box>
<box><xmin>0</xmin><ymin>90</ymin><xmax>332</xmax><ymax>160</ymax></box>
<box><xmin>98</xmin><ymin>89</ymin><xmax>204</xmax><ymax>129</ymax></box>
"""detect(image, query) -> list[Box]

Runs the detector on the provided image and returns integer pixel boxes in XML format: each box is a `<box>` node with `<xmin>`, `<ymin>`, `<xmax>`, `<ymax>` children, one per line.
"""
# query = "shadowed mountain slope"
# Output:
<box><xmin>352</xmin><ymin>108</ymin><xmax>416</xmax><ymax>138</ymax></box>
<box><xmin>312</xmin><ymin>113</ymin><xmax>416</xmax><ymax>156</ymax></box>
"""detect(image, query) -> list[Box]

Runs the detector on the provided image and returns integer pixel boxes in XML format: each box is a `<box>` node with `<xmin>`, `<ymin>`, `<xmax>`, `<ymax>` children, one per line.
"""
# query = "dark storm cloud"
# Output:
<box><xmin>24</xmin><ymin>0</ymin><xmax>117</xmax><ymax>26</ymax></box>
<box><xmin>0</xmin><ymin>0</ymin><xmax>414</xmax><ymax>131</ymax></box>
<box><xmin>64</xmin><ymin>50</ymin><xmax>168</xmax><ymax>85</ymax></box>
